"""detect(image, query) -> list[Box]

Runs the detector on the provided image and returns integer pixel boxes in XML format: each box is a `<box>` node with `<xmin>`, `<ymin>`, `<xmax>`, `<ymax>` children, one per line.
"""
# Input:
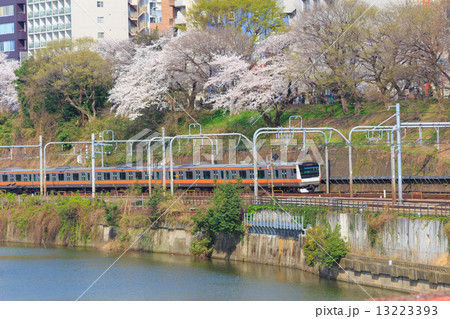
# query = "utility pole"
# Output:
<box><xmin>39</xmin><ymin>135</ymin><xmax>43</xmax><ymax>196</ymax></box>
<box><xmin>389</xmin><ymin>103</ymin><xmax>403</xmax><ymax>203</ymax></box>
<box><xmin>390</xmin><ymin>132</ymin><xmax>396</xmax><ymax>203</ymax></box>
<box><xmin>91</xmin><ymin>133</ymin><xmax>96</xmax><ymax>198</ymax></box>
<box><xmin>162</xmin><ymin>127</ymin><xmax>166</xmax><ymax>192</ymax></box>
<box><xmin>270</xmin><ymin>148</ymin><xmax>274</xmax><ymax>198</ymax></box>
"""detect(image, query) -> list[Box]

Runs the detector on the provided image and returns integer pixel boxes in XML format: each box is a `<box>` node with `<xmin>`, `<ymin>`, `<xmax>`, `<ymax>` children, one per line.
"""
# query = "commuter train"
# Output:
<box><xmin>0</xmin><ymin>162</ymin><xmax>321</xmax><ymax>194</ymax></box>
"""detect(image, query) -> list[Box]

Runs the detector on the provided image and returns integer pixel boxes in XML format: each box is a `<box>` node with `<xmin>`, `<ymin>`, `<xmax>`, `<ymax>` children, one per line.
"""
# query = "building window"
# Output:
<box><xmin>97</xmin><ymin>17</ymin><xmax>104</xmax><ymax>23</ymax></box>
<box><xmin>0</xmin><ymin>23</ymin><xmax>14</xmax><ymax>35</ymax></box>
<box><xmin>97</xmin><ymin>32</ymin><xmax>104</xmax><ymax>38</ymax></box>
<box><xmin>0</xmin><ymin>5</ymin><xmax>14</xmax><ymax>17</ymax></box>
<box><xmin>0</xmin><ymin>40</ymin><xmax>15</xmax><ymax>52</ymax></box>
<box><xmin>97</xmin><ymin>1</ymin><xmax>104</xmax><ymax>8</ymax></box>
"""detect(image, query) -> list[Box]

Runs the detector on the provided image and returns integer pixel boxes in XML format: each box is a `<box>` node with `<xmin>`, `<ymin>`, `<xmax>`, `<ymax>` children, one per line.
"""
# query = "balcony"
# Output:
<box><xmin>17</xmin><ymin>31</ymin><xmax>27</xmax><ymax>40</ymax></box>
<box><xmin>174</xmin><ymin>0</ymin><xmax>187</xmax><ymax>8</ymax></box>
<box><xmin>17</xmin><ymin>12</ymin><xmax>27</xmax><ymax>22</ymax></box>
<box><xmin>174</xmin><ymin>12</ymin><xmax>186</xmax><ymax>25</ymax></box>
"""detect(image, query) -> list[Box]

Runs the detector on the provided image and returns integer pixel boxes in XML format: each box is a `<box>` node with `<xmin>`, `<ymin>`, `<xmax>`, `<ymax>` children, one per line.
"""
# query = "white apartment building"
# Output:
<box><xmin>27</xmin><ymin>0</ymin><xmax>128</xmax><ymax>53</ymax></box>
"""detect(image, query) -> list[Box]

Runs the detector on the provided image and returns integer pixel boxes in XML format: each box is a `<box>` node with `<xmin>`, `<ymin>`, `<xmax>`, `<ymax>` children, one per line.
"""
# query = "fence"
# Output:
<box><xmin>243</xmin><ymin>211</ymin><xmax>304</xmax><ymax>237</ymax></box>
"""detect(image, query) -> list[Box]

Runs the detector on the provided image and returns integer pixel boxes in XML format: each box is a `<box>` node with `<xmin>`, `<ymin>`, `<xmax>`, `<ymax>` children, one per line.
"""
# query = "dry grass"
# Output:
<box><xmin>431</xmin><ymin>253</ymin><xmax>450</xmax><ymax>267</ymax></box>
<box><xmin>367</xmin><ymin>207</ymin><xmax>395</xmax><ymax>232</ymax></box>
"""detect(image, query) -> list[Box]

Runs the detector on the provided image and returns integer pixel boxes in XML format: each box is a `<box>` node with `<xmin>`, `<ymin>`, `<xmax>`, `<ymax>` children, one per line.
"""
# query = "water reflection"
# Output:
<box><xmin>0</xmin><ymin>243</ymin><xmax>403</xmax><ymax>301</ymax></box>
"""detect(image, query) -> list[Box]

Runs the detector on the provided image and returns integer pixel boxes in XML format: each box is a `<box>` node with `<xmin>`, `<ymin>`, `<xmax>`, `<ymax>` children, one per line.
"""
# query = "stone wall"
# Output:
<box><xmin>326</xmin><ymin>213</ymin><xmax>448</xmax><ymax>263</ymax></box>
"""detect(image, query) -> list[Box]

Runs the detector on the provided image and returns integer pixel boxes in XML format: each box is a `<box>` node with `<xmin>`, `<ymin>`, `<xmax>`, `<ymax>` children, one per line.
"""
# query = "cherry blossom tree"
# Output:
<box><xmin>0</xmin><ymin>53</ymin><xmax>20</xmax><ymax>112</ymax></box>
<box><xmin>204</xmin><ymin>33</ymin><xmax>301</xmax><ymax>126</ymax></box>
<box><xmin>108</xmin><ymin>40</ymin><xmax>169</xmax><ymax>120</ymax></box>
<box><xmin>109</xmin><ymin>28</ymin><xmax>253</xmax><ymax>119</ymax></box>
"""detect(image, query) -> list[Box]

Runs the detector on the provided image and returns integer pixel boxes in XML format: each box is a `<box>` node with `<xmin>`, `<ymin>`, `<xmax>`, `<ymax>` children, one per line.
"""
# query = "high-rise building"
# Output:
<box><xmin>27</xmin><ymin>0</ymin><xmax>128</xmax><ymax>54</ymax></box>
<box><xmin>0</xmin><ymin>0</ymin><xmax>27</xmax><ymax>61</ymax></box>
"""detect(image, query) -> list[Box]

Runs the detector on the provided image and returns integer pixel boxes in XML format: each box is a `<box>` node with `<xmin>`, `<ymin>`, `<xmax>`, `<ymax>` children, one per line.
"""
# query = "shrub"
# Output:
<box><xmin>190</xmin><ymin>237</ymin><xmax>214</xmax><ymax>257</ymax></box>
<box><xmin>304</xmin><ymin>225</ymin><xmax>349</xmax><ymax>269</ymax></box>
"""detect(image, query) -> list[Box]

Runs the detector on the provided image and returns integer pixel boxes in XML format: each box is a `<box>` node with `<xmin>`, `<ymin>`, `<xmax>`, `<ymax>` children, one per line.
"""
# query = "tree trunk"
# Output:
<box><xmin>340</xmin><ymin>93</ymin><xmax>349</xmax><ymax>114</ymax></box>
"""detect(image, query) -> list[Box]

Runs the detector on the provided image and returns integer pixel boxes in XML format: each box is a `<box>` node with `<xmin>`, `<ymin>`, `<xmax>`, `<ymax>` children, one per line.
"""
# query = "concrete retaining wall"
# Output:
<box><xmin>326</xmin><ymin>213</ymin><xmax>448</xmax><ymax>263</ymax></box>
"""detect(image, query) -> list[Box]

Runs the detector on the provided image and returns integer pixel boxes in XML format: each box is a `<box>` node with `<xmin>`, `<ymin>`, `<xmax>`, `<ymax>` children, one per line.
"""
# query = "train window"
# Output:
<box><xmin>104</xmin><ymin>173</ymin><xmax>111</xmax><ymax>180</ymax></box>
<box><xmin>24</xmin><ymin>175</ymin><xmax>28</xmax><ymax>182</ymax></box>
<box><xmin>220</xmin><ymin>171</ymin><xmax>224</xmax><ymax>179</ymax></box>
<box><xmin>87</xmin><ymin>173</ymin><xmax>91</xmax><ymax>181</ymax></box>
<box><xmin>58</xmin><ymin>173</ymin><xmax>64</xmax><ymax>181</ymax></box>
<box><xmin>156</xmin><ymin>172</ymin><xmax>160</xmax><ymax>180</ymax></box>
<box><xmin>291</xmin><ymin>169</ymin><xmax>296</xmax><ymax>177</ymax></box>
<box><xmin>51</xmin><ymin>174</ymin><xmax>57</xmax><ymax>182</ymax></box>
<box><xmin>231</xmin><ymin>171</ymin><xmax>236</xmax><ymax>178</ymax></box>
<box><xmin>16</xmin><ymin>174</ymin><xmax>22</xmax><ymax>182</ymax></box>
<box><xmin>281</xmin><ymin>170</ymin><xmax>287</xmax><ymax>178</ymax></box>
<box><xmin>46</xmin><ymin>174</ymin><xmax>50</xmax><ymax>181</ymax></box>
<box><xmin>119</xmin><ymin>172</ymin><xmax>126</xmax><ymax>180</ymax></box>
<box><xmin>136</xmin><ymin>172</ymin><xmax>143</xmax><ymax>180</ymax></box>
<box><xmin>144</xmin><ymin>172</ymin><xmax>148</xmax><ymax>179</ymax></box>
<box><xmin>96</xmin><ymin>173</ymin><xmax>102</xmax><ymax>181</ymax></box>
<box><xmin>195</xmin><ymin>171</ymin><xmax>201</xmax><ymax>179</ymax></box>
<box><xmin>225</xmin><ymin>171</ymin><xmax>229</xmax><ymax>179</ymax></box>
<box><xmin>128</xmin><ymin>172</ymin><xmax>134</xmax><ymax>179</ymax></box>
<box><xmin>66</xmin><ymin>173</ymin><xmax>71</xmax><ymax>181</ymax></box>
<box><xmin>257</xmin><ymin>170</ymin><xmax>265</xmax><ymax>179</ymax></box>
<box><xmin>73</xmin><ymin>173</ymin><xmax>79</xmax><ymax>181</ymax></box>
<box><xmin>239</xmin><ymin>170</ymin><xmax>246</xmax><ymax>178</ymax></box>
<box><xmin>203</xmin><ymin>171</ymin><xmax>211</xmax><ymax>179</ymax></box>
<box><xmin>34</xmin><ymin>174</ymin><xmax>39</xmax><ymax>182</ymax></box>
<box><xmin>177</xmin><ymin>172</ymin><xmax>183</xmax><ymax>180</ymax></box>
<box><xmin>81</xmin><ymin>173</ymin><xmax>86</xmax><ymax>181</ymax></box>
<box><xmin>249</xmin><ymin>171</ymin><xmax>254</xmax><ymax>179</ymax></box>
<box><xmin>112</xmin><ymin>172</ymin><xmax>118</xmax><ymax>180</ymax></box>
<box><xmin>275</xmin><ymin>170</ymin><xmax>279</xmax><ymax>178</ymax></box>
<box><xmin>186</xmin><ymin>171</ymin><xmax>193</xmax><ymax>179</ymax></box>
<box><xmin>213</xmin><ymin>171</ymin><xmax>219</xmax><ymax>179</ymax></box>
<box><xmin>2</xmin><ymin>175</ymin><xmax>7</xmax><ymax>182</ymax></box>
<box><xmin>267</xmin><ymin>170</ymin><xmax>271</xmax><ymax>178</ymax></box>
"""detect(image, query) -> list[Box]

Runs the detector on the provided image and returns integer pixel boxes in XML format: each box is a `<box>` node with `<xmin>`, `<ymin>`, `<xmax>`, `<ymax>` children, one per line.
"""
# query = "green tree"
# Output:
<box><xmin>186</xmin><ymin>0</ymin><xmax>285</xmax><ymax>41</ymax></box>
<box><xmin>303</xmin><ymin>225</ymin><xmax>349</xmax><ymax>269</ymax></box>
<box><xmin>191</xmin><ymin>181</ymin><xmax>244</xmax><ymax>257</ymax></box>
<box><xmin>15</xmin><ymin>38</ymin><xmax>113</xmax><ymax>132</ymax></box>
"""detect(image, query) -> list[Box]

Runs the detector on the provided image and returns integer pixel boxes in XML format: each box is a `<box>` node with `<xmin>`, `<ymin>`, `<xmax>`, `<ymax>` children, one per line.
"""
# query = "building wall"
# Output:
<box><xmin>71</xmin><ymin>0</ymin><xmax>128</xmax><ymax>41</ymax></box>
<box><xmin>150</xmin><ymin>0</ymin><xmax>176</xmax><ymax>33</ymax></box>
<box><xmin>0</xmin><ymin>0</ymin><xmax>27</xmax><ymax>60</ymax></box>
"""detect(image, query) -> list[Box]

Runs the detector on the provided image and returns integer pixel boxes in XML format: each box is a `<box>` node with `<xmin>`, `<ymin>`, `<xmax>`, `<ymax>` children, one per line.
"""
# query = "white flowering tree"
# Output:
<box><xmin>108</xmin><ymin>41</ymin><xmax>169</xmax><ymax>120</ymax></box>
<box><xmin>109</xmin><ymin>28</ymin><xmax>252</xmax><ymax>119</ymax></box>
<box><xmin>0</xmin><ymin>53</ymin><xmax>20</xmax><ymax>112</ymax></box>
<box><xmin>204</xmin><ymin>33</ymin><xmax>301</xmax><ymax>126</ymax></box>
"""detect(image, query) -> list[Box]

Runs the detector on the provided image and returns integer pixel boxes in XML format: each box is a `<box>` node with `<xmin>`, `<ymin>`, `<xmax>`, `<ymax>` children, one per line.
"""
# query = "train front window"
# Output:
<box><xmin>299</xmin><ymin>164</ymin><xmax>320</xmax><ymax>178</ymax></box>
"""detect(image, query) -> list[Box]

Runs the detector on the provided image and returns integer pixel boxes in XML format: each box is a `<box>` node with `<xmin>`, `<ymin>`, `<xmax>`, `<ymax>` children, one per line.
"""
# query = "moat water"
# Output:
<box><xmin>0</xmin><ymin>244</ymin><xmax>403</xmax><ymax>301</ymax></box>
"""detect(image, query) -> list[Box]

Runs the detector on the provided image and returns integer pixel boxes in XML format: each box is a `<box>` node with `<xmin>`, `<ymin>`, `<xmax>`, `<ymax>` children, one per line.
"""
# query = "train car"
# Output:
<box><xmin>0</xmin><ymin>162</ymin><xmax>321</xmax><ymax>194</ymax></box>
